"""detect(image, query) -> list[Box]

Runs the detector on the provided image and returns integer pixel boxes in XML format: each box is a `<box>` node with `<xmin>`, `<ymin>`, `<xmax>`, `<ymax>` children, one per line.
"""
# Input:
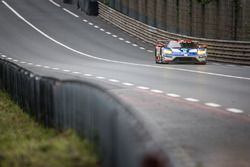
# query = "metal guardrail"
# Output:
<box><xmin>98</xmin><ymin>2</ymin><xmax>250</xmax><ymax>65</ymax></box>
<box><xmin>0</xmin><ymin>58</ymin><xmax>168</xmax><ymax>167</ymax></box>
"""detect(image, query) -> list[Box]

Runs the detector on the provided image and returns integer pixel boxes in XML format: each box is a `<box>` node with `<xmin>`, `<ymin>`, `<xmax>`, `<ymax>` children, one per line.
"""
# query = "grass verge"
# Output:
<box><xmin>0</xmin><ymin>91</ymin><xmax>98</xmax><ymax>167</ymax></box>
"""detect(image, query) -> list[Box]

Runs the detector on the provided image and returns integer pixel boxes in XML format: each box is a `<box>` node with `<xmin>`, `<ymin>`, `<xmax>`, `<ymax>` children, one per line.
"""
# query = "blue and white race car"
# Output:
<box><xmin>155</xmin><ymin>39</ymin><xmax>207</xmax><ymax>64</ymax></box>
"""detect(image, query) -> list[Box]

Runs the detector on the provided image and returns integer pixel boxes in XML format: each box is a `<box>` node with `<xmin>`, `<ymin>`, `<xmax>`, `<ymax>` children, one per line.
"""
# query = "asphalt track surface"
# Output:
<box><xmin>0</xmin><ymin>0</ymin><xmax>250</xmax><ymax>166</ymax></box>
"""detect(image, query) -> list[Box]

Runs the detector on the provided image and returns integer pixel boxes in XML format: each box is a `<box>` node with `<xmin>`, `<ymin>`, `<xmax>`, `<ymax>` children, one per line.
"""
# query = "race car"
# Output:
<box><xmin>155</xmin><ymin>39</ymin><xmax>207</xmax><ymax>64</ymax></box>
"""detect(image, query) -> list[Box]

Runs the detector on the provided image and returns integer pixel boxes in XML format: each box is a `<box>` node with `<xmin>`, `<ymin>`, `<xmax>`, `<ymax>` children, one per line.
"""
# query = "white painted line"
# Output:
<box><xmin>52</xmin><ymin>67</ymin><xmax>59</xmax><ymax>70</ymax></box>
<box><xmin>118</xmin><ymin>38</ymin><xmax>124</xmax><ymax>41</ymax></box>
<box><xmin>27</xmin><ymin>63</ymin><xmax>33</xmax><ymax>65</ymax></box>
<box><xmin>137</xmin><ymin>86</ymin><xmax>149</xmax><ymax>90</ymax></box>
<box><xmin>94</xmin><ymin>25</ymin><xmax>99</xmax><ymax>28</ymax></box>
<box><xmin>112</xmin><ymin>35</ymin><xmax>118</xmax><ymax>38</ymax></box>
<box><xmin>84</xmin><ymin>74</ymin><xmax>92</xmax><ymax>77</ymax></box>
<box><xmin>83</xmin><ymin>19</ymin><xmax>88</xmax><ymax>22</ymax></box>
<box><xmin>205</xmin><ymin>103</ymin><xmax>221</xmax><ymax>108</ymax></box>
<box><xmin>132</xmin><ymin>44</ymin><xmax>138</xmax><ymax>47</ymax></box>
<box><xmin>96</xmin><ymin>76</ymin><xmax>105</xmax><ymax>79</ymax></box>
<box><xmin>49</xmin><ymin>0</ymin><xmax>61</xmax><ymax>7</ymax></box>
<box><xmin>109</xmin><ymin>79</ymin><xmax>119</xmax><ymax>83</ymax></box>
<box><xmin>63</xmin><ymin>8</ymin><xmax>79</xmax><ymax>18</ymax></box>
<box><xmin>125</xmin><ymin>41</ymin><xmax>131</xmax><ymax>44</ymax></box>
<box><xmin>151</xmin><ymin>89</ymin><xmax>163</xmax><ymax>93</ymax></box>
<box><xmin>4</xmin><ymin>0</ymin><xmax>249</xmax><ymax>81</ymax></box>
<box><xmin>13</xmin><ymin>59</ymin><xmax>18</xmax><ymax>62</ymax></box>
<box><xmin>139</xmin><ymin>47</ymin><xmax>145</xmax><ymax>50</ymax></box>
<box><xmin>122</xmin><ymin>82</ymin><xmax>134</xmax><ymax>86</ymax></box>
<box><xmin>1</xmin><ymin>55</ymin><xmax>6</xmax><ymax>58</ymax></box>
<box><xmin>185</xmin><ymin>98</ymin><xmax>199</xmax><ymax>102</ymax></box>
<box><xmin>63</xmin><ymin>69</ymin><xmax>70</xmax><ymax>72</ymax></box>
<box><xmin>36</xmin><ymin>64</ymin><xmax>42</xmax><ymax>67</ymax></box>
<box><xmin>88</xmin><ymin>22</ymin><xmax>93</xmax><ymax>25</ymax></box>
<box><xmin>167</xmin><ymin>93</ymin><xmax>180</xmax><ymax>97</ymax></box>
<box><xmin>227</xmin><ymin>108</ymin><xmax>244</xmax><ymax>114</ymax></box>
<box><xmin>43</xmin><ymin>66</ymin><xmax>50</xmax><ymax>69</ymax></box>
<box><xmin>7</xmin><ymin>57</ymin><xmax>12</xmax><ymax>60</ymax></box>
<box><xmin>72</xmin><ymin>71</ymin><xmax>81</xmax><ymax>74</ymax></box>
<box><xmin>100</xmin><ymin>28</ymin><xmax>105</xmax><ymax>31</ymax></box>
<box><xmin>147</xmin><ymin>50</ymin><xmax>153</xmax><ymax>53</ymax></box>
<box><xmin>20</xmin><ymin>61</ymin><xmax>26</xmax><ymax>64</ymax></box>
<box><xmin>106</xmin><ymin>32</ymin><xmax>111</xmax><ymax>35</ymax></box>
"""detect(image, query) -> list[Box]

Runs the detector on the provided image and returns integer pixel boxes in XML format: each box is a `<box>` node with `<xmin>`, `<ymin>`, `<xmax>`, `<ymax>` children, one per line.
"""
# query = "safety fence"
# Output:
<box><xmin>98</xmin><ymin>2</ymin><xmax>250</xmax><ymax>65</ymax></box>
<box><xmin>0</xmin><ymin>58</ymin><xmax>168</xmax><ymax>167</ymax></box>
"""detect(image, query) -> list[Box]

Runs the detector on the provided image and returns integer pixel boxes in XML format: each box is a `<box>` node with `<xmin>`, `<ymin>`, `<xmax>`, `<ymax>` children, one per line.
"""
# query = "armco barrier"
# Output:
<box><xmin>0</xmin><ymin>58</ymin><xmax>169</xmax><ymax>167</ymax></box>
<box><xmin>98</xmin><ymin>2</ymin><xmax>250</xmax><ymax>65</ymax></box>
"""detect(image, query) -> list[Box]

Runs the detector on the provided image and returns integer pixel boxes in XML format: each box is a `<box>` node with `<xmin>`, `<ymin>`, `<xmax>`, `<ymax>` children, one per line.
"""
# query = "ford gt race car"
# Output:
<box><xmin>155</xmin><ymin>40</ymin><xmax>207</xmax><ymax>64</ymax></box>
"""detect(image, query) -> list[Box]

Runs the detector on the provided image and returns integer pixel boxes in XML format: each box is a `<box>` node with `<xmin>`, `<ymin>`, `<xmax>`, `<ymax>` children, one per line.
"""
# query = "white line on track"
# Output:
<box><xmin>13</xmin><ymin>59</ymin><xmax>18</xmax><ymax>62</ymax></box>
<box><xmin>83</xmin><ymin>19</ymin><xmax>88</xmax><ymax>22</ymax></box>
<box><xmin>4</xmin><ymin>1</ymin><xmax>250</xmax><ymax>81</ymax></box>
<box><xmin>7</xmin><ymin>57</ymin><xmax>12</xmax><ymax>60</ymax></box>
<box><xmin>227</xmin><ymin>108</ymin><xmax>244</xmax><ymax>113</ymax></box>
<box><xmin>84</xmin><ymin>74</ymin><xmax>92</xmax><ymax>77</ymax></box>
<box><xmin>94</xmin><ymin>25</ymin><xmax>99</xmax><ymax>28</ymax></box>
<box><xmin>88</xmin><ymin>22</ymin><xmax>93</xmax><ymax>25</ymax></box>
<box><xmin>105</xmin><ymin>32</ymin><xmax>111</xmax><ymax>35</ymax></box>
<box><xmin>118</xmin><ymin>38</ymin><xmax>124</xmax><ymax>41</ymax></box>
<box><xmin>147</xmin><ymin>50</ymin><xmax>153</xmax><ymax>53</ymax></box>
<box><xmin>52</xmin><ymin>67</ymin><xmax>59</xmax><ymax>70</ymax></box>
<box><xmin>5</xmin><ymin>55</ymin><xmax>246</xmax><ymax>115</ymax></box>
<box><xmin>151</xmin><ymin>89</ymin><xmax>163</xmax><ymax>93</ymax></box>
<box><xmin>49</xmin><ymin>0</ymin><xmax>61</xmax><ymax>7</ymax></box>
<box><xmin>137</xmin><ymin>86</ymin><xmax>150</xmax><ymax>90</ymax></box>
<box><xmin>72</xmin><ymin>71</ymin><xmax>81</xmax><ymax>74</ymax></box>
<box><xmin>122</xmin><ymin>82</ymin><xmax>134</xmax><ymax>86</ymax></box>
<box><xmin>96</xmin><ymin>76</ymin><xmax>105</xmax><ymax>79</ymax></box>
<box><xmin>125</xmin><ymin>41</ymin><xmax>131</xmax><ymax>44</ymax></box>
<box><xmin>62</xmin><ymin>8</ymin><xmax>79</xmax><ymax>18</ymax></box>
<box><xmin>205</xmin><ymin>103</ymin><xmax>221</xmax><ymax>108</ymax></box>
<box><xmin>185</xmin><ymin>98</ymin><xmax>199</xmax><ymax>102</ymax></box>
<box><xmin>167</xmin><ymin>93</ymin><xmax>180</xmax><ymax>97</ymax></box>
<box><xmin>20</xmin><ymin>61</ymin><xmax>26</xmax><ymax>64</ymax></box>
<box><xmin>132</xmin><ymin>44</ymin><xmax>138</xmax><ymax>47</ymax></box>
<box><xmin>109</xmin><ymin>79</ymin><xmax>119</xmax><ymax>83</ymax></box>
<box><xmin>1</xmin><ymin>55</ymin><xmax>6</xmax><ymax>58</ymax></box>
<box><xmin>112</xmin><ymin>35</ymin><xmax>118</xmax><ymax>38</ymax></box>
<box><xmin>100</xmin><ymin>28</ymin><xmax>105</xmax><ymax>31</ymax></box>
<box><xmin>139</xmin><ymin>47</ymin><xmax>145</xmax><ymax>50</ymax></box>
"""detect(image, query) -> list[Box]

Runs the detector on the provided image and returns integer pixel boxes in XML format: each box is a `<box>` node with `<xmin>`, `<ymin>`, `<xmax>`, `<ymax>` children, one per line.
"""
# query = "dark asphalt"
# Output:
<box><xmin>0</xmin><ymin>0</ymin><xmax>250</xmax><ymax>166</ymax></box>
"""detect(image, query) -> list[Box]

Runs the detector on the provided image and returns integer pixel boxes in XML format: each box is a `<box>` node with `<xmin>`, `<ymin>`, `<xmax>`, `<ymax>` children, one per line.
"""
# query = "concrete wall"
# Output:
<box><xmin>99</xmin><ymin>0</ymin><xmax>250</xmax><ymax>41</ymax></box>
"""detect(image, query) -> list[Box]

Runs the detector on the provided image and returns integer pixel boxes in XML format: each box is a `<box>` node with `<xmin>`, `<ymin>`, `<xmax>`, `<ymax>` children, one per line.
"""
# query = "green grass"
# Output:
<box><xmin>0</xmin><ymin>91</ymin><xmax>98</xmax><ymax>167</ymax></box>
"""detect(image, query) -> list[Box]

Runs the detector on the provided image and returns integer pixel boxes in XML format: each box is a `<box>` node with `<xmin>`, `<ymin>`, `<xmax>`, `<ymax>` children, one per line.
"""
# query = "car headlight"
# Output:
<box><xmin>198</xmin><ymin>49</ymin><xmax>206</xmax><ymax>55</ymax></box>
<box><xmin>163</xmin><ymin>49</ymin><xmax>172</xmax><ymax>54</ymax></box>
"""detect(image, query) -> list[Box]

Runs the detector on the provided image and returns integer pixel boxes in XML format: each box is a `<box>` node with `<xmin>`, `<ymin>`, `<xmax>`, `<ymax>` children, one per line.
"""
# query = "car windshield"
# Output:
<box><xmin>180</xmin><ymin>42</ymin><xmax>198</xmax><ymax>48</ymax></box>
<box><xmin>167</xmin><ymin>41</ymin><xmax>198</xmax><ymax>49</ymax></box>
